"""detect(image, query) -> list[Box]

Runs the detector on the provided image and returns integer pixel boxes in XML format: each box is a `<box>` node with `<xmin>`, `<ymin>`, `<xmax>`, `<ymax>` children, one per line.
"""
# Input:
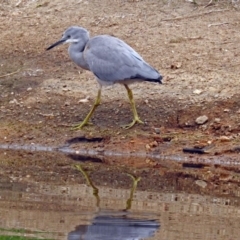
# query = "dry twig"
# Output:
<box><xmin>0</xmin><ymin>68</ymin><xmax>21</xmax><ymax>78</ymax></box>
<box><xmin>204</xmin><ymin>0</ymin><xmax>214</xmax><ymax>8</ymax></box>
<box><xmin>208</xmin><ymin>22</ymin><xmax>229</xmax><ymax>27</ymax></box>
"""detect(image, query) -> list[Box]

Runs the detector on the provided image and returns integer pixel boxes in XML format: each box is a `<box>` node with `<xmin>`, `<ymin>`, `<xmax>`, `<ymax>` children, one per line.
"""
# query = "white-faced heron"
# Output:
<box><xmin>46</xmin><ymin>26</ymin><xmax>162</xmax><ymax>129</ymax></box>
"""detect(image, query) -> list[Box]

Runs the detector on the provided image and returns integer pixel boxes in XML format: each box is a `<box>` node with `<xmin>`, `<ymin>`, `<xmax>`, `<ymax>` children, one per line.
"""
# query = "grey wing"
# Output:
<box><xmin>85</xmin><ymin>36</ymin><xmax>160</xmax><ymax>84</ymax></box>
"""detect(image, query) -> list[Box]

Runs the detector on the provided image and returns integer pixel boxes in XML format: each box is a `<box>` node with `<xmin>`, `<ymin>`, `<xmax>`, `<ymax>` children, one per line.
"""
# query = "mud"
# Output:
<box><xmin>1</xmin><ymin>0</ymin><xmax>240</xmax><ymax>196</ymax></box>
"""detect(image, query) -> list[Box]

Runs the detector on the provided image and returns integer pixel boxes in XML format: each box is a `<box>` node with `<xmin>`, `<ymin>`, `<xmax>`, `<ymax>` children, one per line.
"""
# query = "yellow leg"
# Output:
<box><xmin>125</xmin><ymin>173</ymin><xmax>141</xmax><ymax>211</ymax></box>
<box><xmin>73</xmin><ymin>87</ymin><xmax>102</xmax><ymax>130</ymax></box>
<box><xmin>123</xmin><ymin>84</ymin><xmax>144</xmax><ymax>129</ymax></box>
<box><xmin>75</xmin><ymin>164</ymin><xmax>141</xmax><ymax>211</ymax></box>
<box><xmin>74</xmin><ymin>164</ymin><xmax>100</xmax><ymax>208</ymax></box>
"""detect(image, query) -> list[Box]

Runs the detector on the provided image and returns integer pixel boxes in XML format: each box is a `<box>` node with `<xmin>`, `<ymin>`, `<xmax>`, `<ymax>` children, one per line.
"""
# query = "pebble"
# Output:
<box><xmin>219</xmin><ymin>136</ymin><xmax>231</xmax><ymax>142</ymax></box>
<box><xmin>193</xmin><ymin>89</ymin><xmax>202</xmax><ymax>95</ymax></box>
<box><xmin>62</xmin><ymin>88</ymin><xmax>70</xmax><ymax>91</ymax></box>
<box><xmin>145</xmin><ymin>144</ymin><xmax>151</xmax><ymax>150</ymax></box>
<box><xmin>154</xmin><ymin>128</ymin><xmax>161</xmax><ymax>134</ymax></box>
<box><xmin>195</xmin><ymin>115</ymin><xmax>208</xmax><ymax>125</ymax></box>
<box><xmin>9</xmin><ymin>99</ymin><xmax>19</xmax><ymax>104</ymax></box>
<box><xmin>208</xmin><ymin>87</ymin><xmax>217</xmax><ymax>92</ymax></box>
<box><xmin>195</xmin><ymin>180</ymin><xmax>207</xmax><ymax>188</ymax></box>
<box><xmin>78</xmin><ymin>96</ymin><xmax>90</xmax><ymax>103</ymax></box>
<box><xmin>149</xmin><ymin>141</ymin><xmax>158</xmax><ymax>148</ymax></box>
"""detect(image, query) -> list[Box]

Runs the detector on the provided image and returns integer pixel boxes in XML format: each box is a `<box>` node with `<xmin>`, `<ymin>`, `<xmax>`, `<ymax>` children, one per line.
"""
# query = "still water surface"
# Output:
<box><xmin>0</xmin><ymin>148</ymin><xmax>240</xmax><ymax>240</ymax></box>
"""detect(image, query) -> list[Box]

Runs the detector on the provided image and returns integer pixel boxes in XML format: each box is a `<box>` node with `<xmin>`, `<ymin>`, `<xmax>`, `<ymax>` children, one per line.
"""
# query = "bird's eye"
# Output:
<box><xmin>67</xmin><ymin>35</ymin><xmax>71</xmax><ymax>39</ymax></box>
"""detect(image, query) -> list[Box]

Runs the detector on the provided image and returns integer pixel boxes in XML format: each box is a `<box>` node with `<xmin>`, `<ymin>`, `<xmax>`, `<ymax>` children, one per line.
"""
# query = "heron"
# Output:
<box><xmin>46</xmin><ymin>26</ymin><xmax>162</xmax><ymax>129</ymax></box>
<box><xmin>68</xmin><ymin>165</ymin><xmax>160</xmax><ymax>240</ymax></box>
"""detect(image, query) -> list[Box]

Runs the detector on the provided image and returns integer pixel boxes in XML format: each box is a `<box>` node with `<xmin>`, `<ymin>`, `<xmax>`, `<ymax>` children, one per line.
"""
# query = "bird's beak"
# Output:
<box><xmin>46</xmin><ymin>38</ymin><xmax>67</xmax><ymax>51</ymax></box>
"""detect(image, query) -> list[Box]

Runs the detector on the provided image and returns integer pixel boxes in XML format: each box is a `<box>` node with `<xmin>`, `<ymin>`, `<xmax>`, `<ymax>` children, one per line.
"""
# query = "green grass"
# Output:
<box><xmin>0</xmin><ymin>236</ymin><xmax>50</xmax><ymax>240</ymax></box>
<box><xmin>0</xmin><ymin>228</ymin><xmax>53</xmax><ymax>240</ymax></box>
<box><xmin>0</xmin><ymin>229</ymin><xmax>26</xmax><ymax>234</ymax></box>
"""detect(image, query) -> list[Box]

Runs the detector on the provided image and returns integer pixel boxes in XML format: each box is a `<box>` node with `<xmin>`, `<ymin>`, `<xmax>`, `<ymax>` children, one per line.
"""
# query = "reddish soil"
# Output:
<box><xmin>1</xmin><ymin>0</ymin><xmax>240</xmax><ymax>196</ymax></box>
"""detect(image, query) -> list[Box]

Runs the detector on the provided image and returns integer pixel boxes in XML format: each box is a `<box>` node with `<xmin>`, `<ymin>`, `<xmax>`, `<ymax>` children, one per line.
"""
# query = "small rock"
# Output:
<box><xmin>195</xmin><ymin>180</ymin><xmax>207</xmax><ymax>188</ymax></box>
<box><xmin>208</xmin><ymin>87</ymin><xmax>217</xmax><ymax>92</ymax></box>
<box><xmin>219</xmin><ymin>136</ymin><xmax>231</xmax><ymax>142</ymax></box>
<box><xmin>224</xmin><ymin>108</ymin><xmax>230</xmax><ymax>112</ymax></box>
<box><xmin>193</xmin><ymin>89</ymin><xmax>202</xmax><ymax>95</ymax></box>
<box><xmin>145</xmin><ymin>158</ymin><xmax>151</xmax><ymax>164</ymax></box>
<box><xmin>221</xmin><ymin>88</ymin><xmax>230</xmax><ymax>94</ymax></box>
<box><xmin>195</xmin><ymin>115</ymin><xmax>208</xmax><ymax>125</ymax></box>
<box><xmin>149</xmin><ymin>141</ymin><xmax>158</xmax><ymax>148</ymax></box>
<box><xmin>78</xmin><ymin>96</ymin><xmax>90</xmax><ymax>103</ymax></box>
<box><xmin>9</xmin><ymin>99</ymin><xmax>19</xmax><ymax>105</ymax></box>
<box><xmin>219</xmin><ymin>174</ymin><xmax>233</xmax><ymax>181</ymax></box>
<box><xmin>154</xmin><ymin>128</ymin><xmax>161</xmax><ymax>134</ymax></box>
<box><xmin>170</xmin><ymin>62</ymin><xmax>182</xmax><ymax>69</ymax></box>
<box><xmin>184</xmin><ymin>121</ymin><xmax>195</xmax><ymax>127</ymax></box>
<box><xmin>214</xmin><ymin>118</ymin><xmax>221</xmax><ymax>123</ymax></box>
<box><xmin>27</xmin><ymin>87</ymin><xmax>32</xmax><ymax>91</ymax></box>
<box><xmin>200</xmin><ymin>124</ymin><xmax>208</xmax><ymax>131</ymax></box>
<box><xmin>62</xmin><ymin>88</ymin><xmax>70</xmax><ymax>92</ymax></box>
<box><xmin>145</xmin><ymin>144</ymin><xmax>151</xmax><ymax>150</ymax></box>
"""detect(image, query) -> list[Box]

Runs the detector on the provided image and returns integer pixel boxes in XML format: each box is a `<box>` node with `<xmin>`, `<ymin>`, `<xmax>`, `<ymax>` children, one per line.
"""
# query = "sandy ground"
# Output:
<box><xmin>1</xmin><ymin>0</ymin><xmax>240</xmax><ymax>195</ymax></box>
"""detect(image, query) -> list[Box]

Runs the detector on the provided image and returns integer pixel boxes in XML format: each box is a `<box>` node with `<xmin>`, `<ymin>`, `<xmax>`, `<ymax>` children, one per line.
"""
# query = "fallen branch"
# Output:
<box><xmin>0</xmin><ymin>68</ymin><xmax>21</xmax><ymax>78</ymax></box>
<box><xmin>162</xmin><ymin>9</ymin><xmax>229</xmax><ymax>21</ymax></box>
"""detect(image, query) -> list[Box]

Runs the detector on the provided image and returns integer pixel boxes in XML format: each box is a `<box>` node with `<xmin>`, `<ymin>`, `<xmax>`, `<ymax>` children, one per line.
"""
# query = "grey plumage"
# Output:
<box><xmin>68</xmin><ymin>216</ymin><xmax>160</xmax><ymax>240</ymax></box>
<box><xmin>46</xmin><ymin>26</ymin><xmax>162</xmax><ymax>129</ymax></box>
<box><xmin>85</xmin><ymin>35</ymin><xmax>161</xmax><ymax>84</ymax></box>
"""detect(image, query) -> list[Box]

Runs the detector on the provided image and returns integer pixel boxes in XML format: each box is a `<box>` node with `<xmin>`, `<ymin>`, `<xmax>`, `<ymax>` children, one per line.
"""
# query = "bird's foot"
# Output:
<box><xmin>122</xmin><ymin>118</ymin><xmax>144</xmax><ymax>129</ymax></box>
<box><xmin>126</xmin><ymin>173</ymin><xmax>141</xmax><ymax>185</ymax></box>
<box><xmin>71</xmin><ymin>121</ymin><xmax>93</xmax><ymax>130</ymax></box>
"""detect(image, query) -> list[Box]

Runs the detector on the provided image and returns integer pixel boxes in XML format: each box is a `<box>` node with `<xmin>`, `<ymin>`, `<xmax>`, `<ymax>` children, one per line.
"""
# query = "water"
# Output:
<box><xmin>0</xmin><ymin>146</ymin><xmax>240</xmax><ymax>240</ymax></box>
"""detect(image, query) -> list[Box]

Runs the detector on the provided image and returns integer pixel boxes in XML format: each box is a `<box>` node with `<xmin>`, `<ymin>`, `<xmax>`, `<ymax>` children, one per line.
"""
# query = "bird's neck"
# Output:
<box><xmin>68</xmin><ymin>40</ymin><xmax>89</xmax><ymax>70</ymax></box>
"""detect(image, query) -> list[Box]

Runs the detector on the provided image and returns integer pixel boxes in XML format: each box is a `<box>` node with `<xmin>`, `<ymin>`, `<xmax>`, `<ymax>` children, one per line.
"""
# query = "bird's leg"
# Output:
<box><xmin>74</xmin><ymin>164</ymin><xmax>100</xmax><ymax>208</ymax></box>
<box><xmin>122</xmin><ymin>84</ymin><xmax>144</xmax><ymax>129</ymax></box>
<box><xmin>125</xmin><ymin>173</ymin><xmax>141</xmax><ymax>211</ymax></box>
<box><xmin>73</xmin><ymin>86</ymin><xmax>102</xmax><ymax>130</ymax></box>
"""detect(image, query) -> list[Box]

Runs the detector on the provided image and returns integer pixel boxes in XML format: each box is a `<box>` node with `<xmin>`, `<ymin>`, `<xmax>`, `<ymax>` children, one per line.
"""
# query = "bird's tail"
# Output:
<box><xmin>144</xmin><ymin>74</ymin><xmax>162</xmax><ymax>84</ymax></box>
<box><xmin>138</xmin><ymin>63</ymin><xmax>162</xmax><ymax>84</ymax></box>
<box><xmin>129</xmin><ymin>61</ymin><xmax>163</xmax><ymax>84</ymax></box>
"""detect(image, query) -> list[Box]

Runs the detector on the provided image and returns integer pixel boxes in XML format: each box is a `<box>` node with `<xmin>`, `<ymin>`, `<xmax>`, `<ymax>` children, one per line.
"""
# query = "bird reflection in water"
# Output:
<box><xmin>68</xmin><ymin>165</ymin><xmax>160</xmax><ymax>240</ymax></box>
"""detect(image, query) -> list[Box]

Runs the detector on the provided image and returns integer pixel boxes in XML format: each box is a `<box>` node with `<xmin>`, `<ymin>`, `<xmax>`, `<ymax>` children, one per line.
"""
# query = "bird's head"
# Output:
<box><xmin>46</xmin><ymin>26</ymin><xmax>89</xmax><ymax>50</ymax></box>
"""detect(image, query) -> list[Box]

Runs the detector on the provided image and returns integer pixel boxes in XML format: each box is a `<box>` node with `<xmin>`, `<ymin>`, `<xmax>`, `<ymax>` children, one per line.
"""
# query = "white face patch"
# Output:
<box><xmin>65</xmin><ymin>39</ymin><xmax>79</xmax><ymax>43</ymax></box>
